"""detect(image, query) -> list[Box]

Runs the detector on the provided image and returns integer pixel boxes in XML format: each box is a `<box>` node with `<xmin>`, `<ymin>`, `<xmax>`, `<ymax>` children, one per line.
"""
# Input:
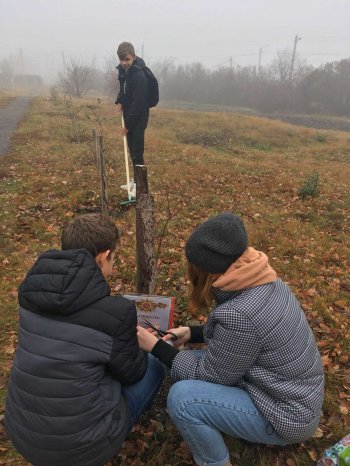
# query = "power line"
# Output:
<box><xmin>302</xmin><ymin>52</ymin><xmax>350</xmax><ymax>56</ymax></box>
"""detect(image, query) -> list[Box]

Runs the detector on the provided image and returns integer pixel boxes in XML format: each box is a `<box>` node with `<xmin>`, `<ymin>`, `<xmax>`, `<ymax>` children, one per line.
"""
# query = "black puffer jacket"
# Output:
<box><xmin>116</xmin><ymin>56</ymin><xmax>149</xmax><ymax>130</ymax></box>
<box><xmin>4</xmin><ymin>248</ymin><xmax>147</xmax><ymax>466</ymax></box>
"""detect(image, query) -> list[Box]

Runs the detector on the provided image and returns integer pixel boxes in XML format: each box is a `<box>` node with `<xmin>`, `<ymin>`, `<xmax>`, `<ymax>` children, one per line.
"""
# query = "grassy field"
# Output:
<box><xmin>160</xmin><ymin>99</ymin><xmax>350</xmax><ymax>132</ymax></box>
<box><xmin>0</xmin><ymin>95</ymin><xmax>349</xmax><ymax>466</ymax></box>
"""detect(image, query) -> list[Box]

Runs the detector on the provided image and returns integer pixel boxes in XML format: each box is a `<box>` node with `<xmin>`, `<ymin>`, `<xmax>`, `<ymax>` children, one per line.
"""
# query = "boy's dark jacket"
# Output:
<box><xmin>116</xmin><ymin>56</ymin><xmax>149</xmax><ymax>130</ymax></box>
<box><xmin>4</xmin><ymin>248</ymin><xmax>147</xmax><ymax>466</ymax></box>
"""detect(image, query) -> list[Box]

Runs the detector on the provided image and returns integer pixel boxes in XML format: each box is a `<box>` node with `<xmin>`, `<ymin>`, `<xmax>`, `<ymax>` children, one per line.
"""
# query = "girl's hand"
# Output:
<box><xmin>137</xmin><ymin>325</ymin><xmax>159</xmax><ymax>352</ymax></box>
<box><xmin>162</xmin><ymin>326</ymin><xmax>191</xmax><ymax>348</ymax></box>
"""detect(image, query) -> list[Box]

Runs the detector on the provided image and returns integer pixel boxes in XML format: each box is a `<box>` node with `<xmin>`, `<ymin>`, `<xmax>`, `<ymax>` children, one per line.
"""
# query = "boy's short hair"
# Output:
<box><xmin>117</xmin><ymin>42</ymin><xmax>136</xmax><ymax>59</ymax></box>
<box><xmin>61</xmin><ymin>214</ymin><xmax>120</xmax><ymax>257</ymax></box>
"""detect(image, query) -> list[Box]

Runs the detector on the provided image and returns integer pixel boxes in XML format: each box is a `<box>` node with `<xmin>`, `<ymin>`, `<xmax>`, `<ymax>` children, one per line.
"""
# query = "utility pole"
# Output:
<box><xmin>258</xmin><ymin>48</ymin><xmax>262</xmax><ymax>74</ymax></box>
<box><xmin>19</xmin><ymin>48</ymin><xmax>24</xmax><ymax>78</ymax></box>
<box><xmin>62</xmin><ymin>51</ymin><xmax>66</xmax><ymax>74</ymax></box>
<box><xmin>141</xmin><ymin>43</ymin><xmax>144</xmax><ymax>58</ymax></box>
<box><xmin>258</xmin><ymin>45</ymin><xmax>269</xmax><ymax>75</ymax></box>
<box><xmin>45</xmin><ymin>54</ymin><xmax>49</xmax><ymax>80</ymax></box>
<box><xmin>289</xmin><ymin>34</ymin><xmax>301</xmax><ymax>83</ymax></box>
<box><xmin>229</xmin><ymin>56</ymin><xmax>232</xmax><ymax>71</ymax></box>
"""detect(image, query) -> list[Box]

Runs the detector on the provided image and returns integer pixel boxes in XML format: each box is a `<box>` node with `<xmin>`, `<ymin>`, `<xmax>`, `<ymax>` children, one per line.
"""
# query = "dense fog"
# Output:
<box><xmin>1</xmin><ymin>0</ymin><xmax>350</xmax><ymax>115</ymax></box>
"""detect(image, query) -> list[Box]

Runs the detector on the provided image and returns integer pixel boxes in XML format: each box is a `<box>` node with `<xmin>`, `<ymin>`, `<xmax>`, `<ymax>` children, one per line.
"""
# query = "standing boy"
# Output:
<box><xmin>115</xmin><ymin>41</ymin><xmax>151</xmax><ymax>170</ymax></box>
<box><xmin>4</xmin><ymin>213</ymin><xmax>164</xmax><ymax>466</ymax></box>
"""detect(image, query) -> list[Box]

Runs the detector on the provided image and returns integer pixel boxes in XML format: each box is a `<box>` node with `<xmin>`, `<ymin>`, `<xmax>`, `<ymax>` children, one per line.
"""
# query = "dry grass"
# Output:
<box><xmin>0</xmin><ymin>95</ymin><xmax>349</xmax><ymax>466</ymax></box>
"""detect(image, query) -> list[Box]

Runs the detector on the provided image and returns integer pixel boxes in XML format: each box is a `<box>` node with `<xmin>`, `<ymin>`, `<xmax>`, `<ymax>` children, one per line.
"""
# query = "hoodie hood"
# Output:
<box><xmin>117</xmin><ymin>56</ymin><xmax>146</xmax><ymax>75</ymax></box>
<box><xmin>212</xmin><ymin>247</ymin><xmax>277</xmax><ymax>292</ymax></box>
<box><xmin>19</xmin><ymin>249</ymin><xmax>110</xmax><ymax>316</ymax></box>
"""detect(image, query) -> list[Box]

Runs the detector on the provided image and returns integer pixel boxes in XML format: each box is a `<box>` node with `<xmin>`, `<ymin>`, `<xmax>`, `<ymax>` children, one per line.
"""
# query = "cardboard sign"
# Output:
<box><xmin>122</xmin><ymin>294</ymin><xmax>175</xmax><ymax>331</ymax></box>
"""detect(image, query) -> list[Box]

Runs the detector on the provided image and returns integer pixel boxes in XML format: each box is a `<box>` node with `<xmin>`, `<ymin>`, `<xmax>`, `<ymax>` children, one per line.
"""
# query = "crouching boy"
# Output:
<box><xmin>4</xmin><ymin>213</ymin><xmax>165</xmax><ymax>466</ymax></box>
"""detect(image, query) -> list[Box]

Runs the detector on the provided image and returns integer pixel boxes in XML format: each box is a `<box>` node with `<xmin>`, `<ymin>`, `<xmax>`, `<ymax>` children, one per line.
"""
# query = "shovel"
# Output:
<box><xmin>120</xmin><ymin>113</ymin><xmax>136</xmax><ymax>206</ymax></box>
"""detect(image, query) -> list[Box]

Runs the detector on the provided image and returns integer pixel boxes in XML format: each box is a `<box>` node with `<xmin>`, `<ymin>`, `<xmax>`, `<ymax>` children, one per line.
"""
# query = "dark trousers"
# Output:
<box><xmin>126</xmin><ymin>112</ymin><xmax>149</xmax><ymax>166</ymax></box>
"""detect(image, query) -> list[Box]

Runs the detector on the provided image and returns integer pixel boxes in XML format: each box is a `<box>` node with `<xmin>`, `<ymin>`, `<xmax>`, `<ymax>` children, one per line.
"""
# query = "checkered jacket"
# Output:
<box><xmin>170</xmin><ymin>279</ymin><xmax>324</xmax><ymax>443</ymax></box>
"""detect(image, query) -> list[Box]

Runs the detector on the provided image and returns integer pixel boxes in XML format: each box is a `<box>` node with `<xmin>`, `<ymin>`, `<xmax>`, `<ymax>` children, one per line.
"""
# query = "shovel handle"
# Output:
<box><xmin>121</xmin><ymin>113</ymin><xmax>131</xmax><ymax>198</ymax></box>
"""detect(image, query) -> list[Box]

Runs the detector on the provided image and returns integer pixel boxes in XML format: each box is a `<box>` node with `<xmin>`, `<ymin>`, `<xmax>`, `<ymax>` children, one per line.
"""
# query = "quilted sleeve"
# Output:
<box><xmin>170</xmin><ymin>311</ymin><xmax>261</xmax><ymax>385</ymax></box>
<box><xmin>108</xmin><ymin>302</ymin><xmax>148</xmax><ymax>385</ymax></box>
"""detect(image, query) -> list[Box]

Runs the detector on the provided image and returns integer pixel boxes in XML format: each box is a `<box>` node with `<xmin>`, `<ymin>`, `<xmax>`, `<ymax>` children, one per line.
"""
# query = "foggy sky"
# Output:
<box><xmin>1</xmin><ymin>0</ymin><xmax>350</xmax><ymax>81</ymax></box>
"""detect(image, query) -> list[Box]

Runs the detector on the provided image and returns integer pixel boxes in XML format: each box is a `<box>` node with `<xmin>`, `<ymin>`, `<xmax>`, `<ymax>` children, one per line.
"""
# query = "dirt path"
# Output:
<box><xmin>0</xmin><ymin>96</ymin><xmax>32</xmax><ymax>156</ymax></box>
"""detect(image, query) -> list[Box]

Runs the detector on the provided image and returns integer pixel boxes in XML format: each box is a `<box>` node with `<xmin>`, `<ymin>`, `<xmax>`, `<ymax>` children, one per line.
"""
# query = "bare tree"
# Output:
<box><xmin>268</xmin><ymin>48</ymin><xmax>312</xmax><ymax>85</ymax></box>
<box><xmin>268</xmin><ymin>48</ymin><xmax>292</xmax><ymax>84</ymax></box>
<box><xmin>292</xmin><ymin>56</ymin><xmax>313</xmax><ymax>84</ymax></box>
<box><xmin>103</xmin><ymin>55</ymin><xmax>118</xmax><ymax>100</ymax></box>
<box><xmin>58</xmin><ymin>58</ymin><xmax>96</xmax><ymax>98</ymax></box>
<box><xmin>151</xmin><ymin>57</ymin><xmax>175</xmax><ymax>85</ymax></box>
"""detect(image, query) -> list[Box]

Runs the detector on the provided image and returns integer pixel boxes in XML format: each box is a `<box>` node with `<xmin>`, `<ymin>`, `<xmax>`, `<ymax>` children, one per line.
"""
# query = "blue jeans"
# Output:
<box><xmin>167</xmin><ymin>379</ymin><xmax>288</xmax><ymax>466</ymax></box>
<box><xmin>122</xmin><ymin>354</ymin><xmax>165</xmax><ymax>429</ymax></box>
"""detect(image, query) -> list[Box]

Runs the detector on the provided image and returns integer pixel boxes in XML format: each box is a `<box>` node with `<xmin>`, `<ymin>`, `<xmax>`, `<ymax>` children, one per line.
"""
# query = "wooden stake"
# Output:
<box><xmin>92</xmin><ymin>128</ymin><xmax>99</xmax><ymax>165</ymax></box>
<box><xmin>98</xmin><ymin>135</ymin><xmax>108</xmax><ymax>214</ymax></box>
<box><xmin>134</xmin><ymin>165</ymin><xmax>155</xmax><ymax>293</ymax></box>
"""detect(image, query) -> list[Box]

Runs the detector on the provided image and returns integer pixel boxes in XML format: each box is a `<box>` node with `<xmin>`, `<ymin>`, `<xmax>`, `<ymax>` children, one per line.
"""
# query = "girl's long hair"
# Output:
<box><xmin>187</xmin><ymin>262</ymin><xmax>220</xmax><ymax>315</ymax></box>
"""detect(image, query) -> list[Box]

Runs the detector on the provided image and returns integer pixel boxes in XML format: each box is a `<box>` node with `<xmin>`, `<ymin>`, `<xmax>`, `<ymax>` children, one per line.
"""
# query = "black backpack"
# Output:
<box><xmin>143</xmin><ymin>67</ymin><xmax>159</xmax><ymax>108</ymax></box>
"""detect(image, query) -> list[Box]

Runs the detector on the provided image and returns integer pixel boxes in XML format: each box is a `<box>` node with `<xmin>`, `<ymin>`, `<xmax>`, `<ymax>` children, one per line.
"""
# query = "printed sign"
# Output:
<box><xmin>122</xmin><ymin>294</ymin><xmax>175</xmax><ymax>331</ymax></box>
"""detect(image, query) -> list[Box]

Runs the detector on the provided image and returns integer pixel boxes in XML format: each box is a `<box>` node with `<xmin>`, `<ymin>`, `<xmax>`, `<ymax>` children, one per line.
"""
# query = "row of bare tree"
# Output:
<box><xmin>51</xmin><ymin>50</ymin><xmax>350</xmax><ymax>117</ymax></box>
<box><xmin>153</xmin><ymin>52</ymin><xmax>350</xmax><ymax>116</ymax></box>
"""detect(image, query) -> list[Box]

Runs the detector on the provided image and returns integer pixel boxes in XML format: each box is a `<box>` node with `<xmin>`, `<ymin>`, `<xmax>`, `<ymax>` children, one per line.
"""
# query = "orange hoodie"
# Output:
<box><xmin>212</xmin><ymin>247</ymin><xmax>277</xmax><ymax>291</ymax></box>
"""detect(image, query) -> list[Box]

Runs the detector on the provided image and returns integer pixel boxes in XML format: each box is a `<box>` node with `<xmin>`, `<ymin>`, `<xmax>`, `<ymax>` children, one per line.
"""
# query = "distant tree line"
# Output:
<box><xmin>152</xmin><ymin>52</ymin><xmax>350</xmax><ymax>116</ymax></box>
<box><xmin>55</xmin><ymin>52</ymin><xmax>350</xmax><ymax>116</ymax></box>
<box><xmin>3</xmin><ymin>48</ymin><xmax>348</xmax><ymax>117</ymax></box>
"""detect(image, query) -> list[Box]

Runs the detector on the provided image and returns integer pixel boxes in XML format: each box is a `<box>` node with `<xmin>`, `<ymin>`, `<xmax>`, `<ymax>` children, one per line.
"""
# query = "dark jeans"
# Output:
<box><xmin>126</xmin><ymin>112</ymin><xmax>149</xmax><ymax>166</ymax></box>
<box><xmin>122</xmin><ymin>354</ymin><xmax>165</xmax><ymax>430</ymax></box>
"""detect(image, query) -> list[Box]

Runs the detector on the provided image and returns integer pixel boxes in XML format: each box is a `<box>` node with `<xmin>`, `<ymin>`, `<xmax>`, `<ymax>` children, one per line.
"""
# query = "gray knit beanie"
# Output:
<box><xmin>185</xmin><ymin>213</ymin><xmax>248</xmax><ymax>273</ymax></box>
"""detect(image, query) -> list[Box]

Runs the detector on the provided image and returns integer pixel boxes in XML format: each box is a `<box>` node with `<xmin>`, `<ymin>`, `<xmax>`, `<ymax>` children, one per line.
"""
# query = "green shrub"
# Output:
<box><xmin>49</xmin><ymin>87</ymin><xmax>59</xmax><ymax>104</ymax></box>
<box><xmin>298</xmin><ymin>172</ymin><xmax>320</xmax><ymax>199</ymax></box>
<box><xmin>253</xmin><ymin>142</ymin><xmax>271</xmax><ymax>151</ymax></box>
<box><xmin>315</xmin><ymin>133</ymin><xmax>327</xmax><ymax>143</ymax></box>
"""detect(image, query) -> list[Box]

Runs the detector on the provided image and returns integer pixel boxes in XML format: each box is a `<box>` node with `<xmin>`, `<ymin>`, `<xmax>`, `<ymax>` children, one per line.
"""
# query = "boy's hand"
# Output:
<box><xmin>137</xmin><ymin>325</ymin><xmax>159</xmax><ymax>352</ymax></box>
<box><xmin>162</xmin><ymin>326</ymin><xmax>191</xmax><ymax>348</ymax></box>
<box><xmin>121</xmin><ymin>127</ymin><xmax>129</xmax><ymax>136</ymax></box>
<box><xmin>116</xmin><ymin>103</ymin><xmax>122</xmax><ymax>113</ymax></box>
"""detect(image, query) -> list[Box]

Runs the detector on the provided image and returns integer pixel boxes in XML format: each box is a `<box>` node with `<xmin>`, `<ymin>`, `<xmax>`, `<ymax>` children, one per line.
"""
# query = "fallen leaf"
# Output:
<box><xmin>307</xmin><ymin>448</ymin><xmax>318</xmax><ymax>462</ymax></box>
<box><xmin>4</xmin><ymin>343</ymin><xmax>16</xmax><ymax>355</ymax></box>
<box><xmin>46</xmin><ymin>224</ymin><xmax>57</xmax><ymax>233</ymax></box>
<box><xmin>321</xmin><ymin>354</ymin><xmax>331</xmax><ymax>367</ymax></box>
<box><xmin>334</xmin><ymin>300</ymin><xmax>347</xmax><ymax>309</ymax></box>
<box><xmin>313</xmin><ymin>427</ymin><xmax>324</xmax><ymax>438</ymax></box>
<box><xmin>339</xmin><ymin>404</ymin><xmax>349</xmax><ymax>415</ymax></box>
<box><xmin>150</xmin><ymin>419</ymin><xmax>164</xmax><ymax>434</ymax></box>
